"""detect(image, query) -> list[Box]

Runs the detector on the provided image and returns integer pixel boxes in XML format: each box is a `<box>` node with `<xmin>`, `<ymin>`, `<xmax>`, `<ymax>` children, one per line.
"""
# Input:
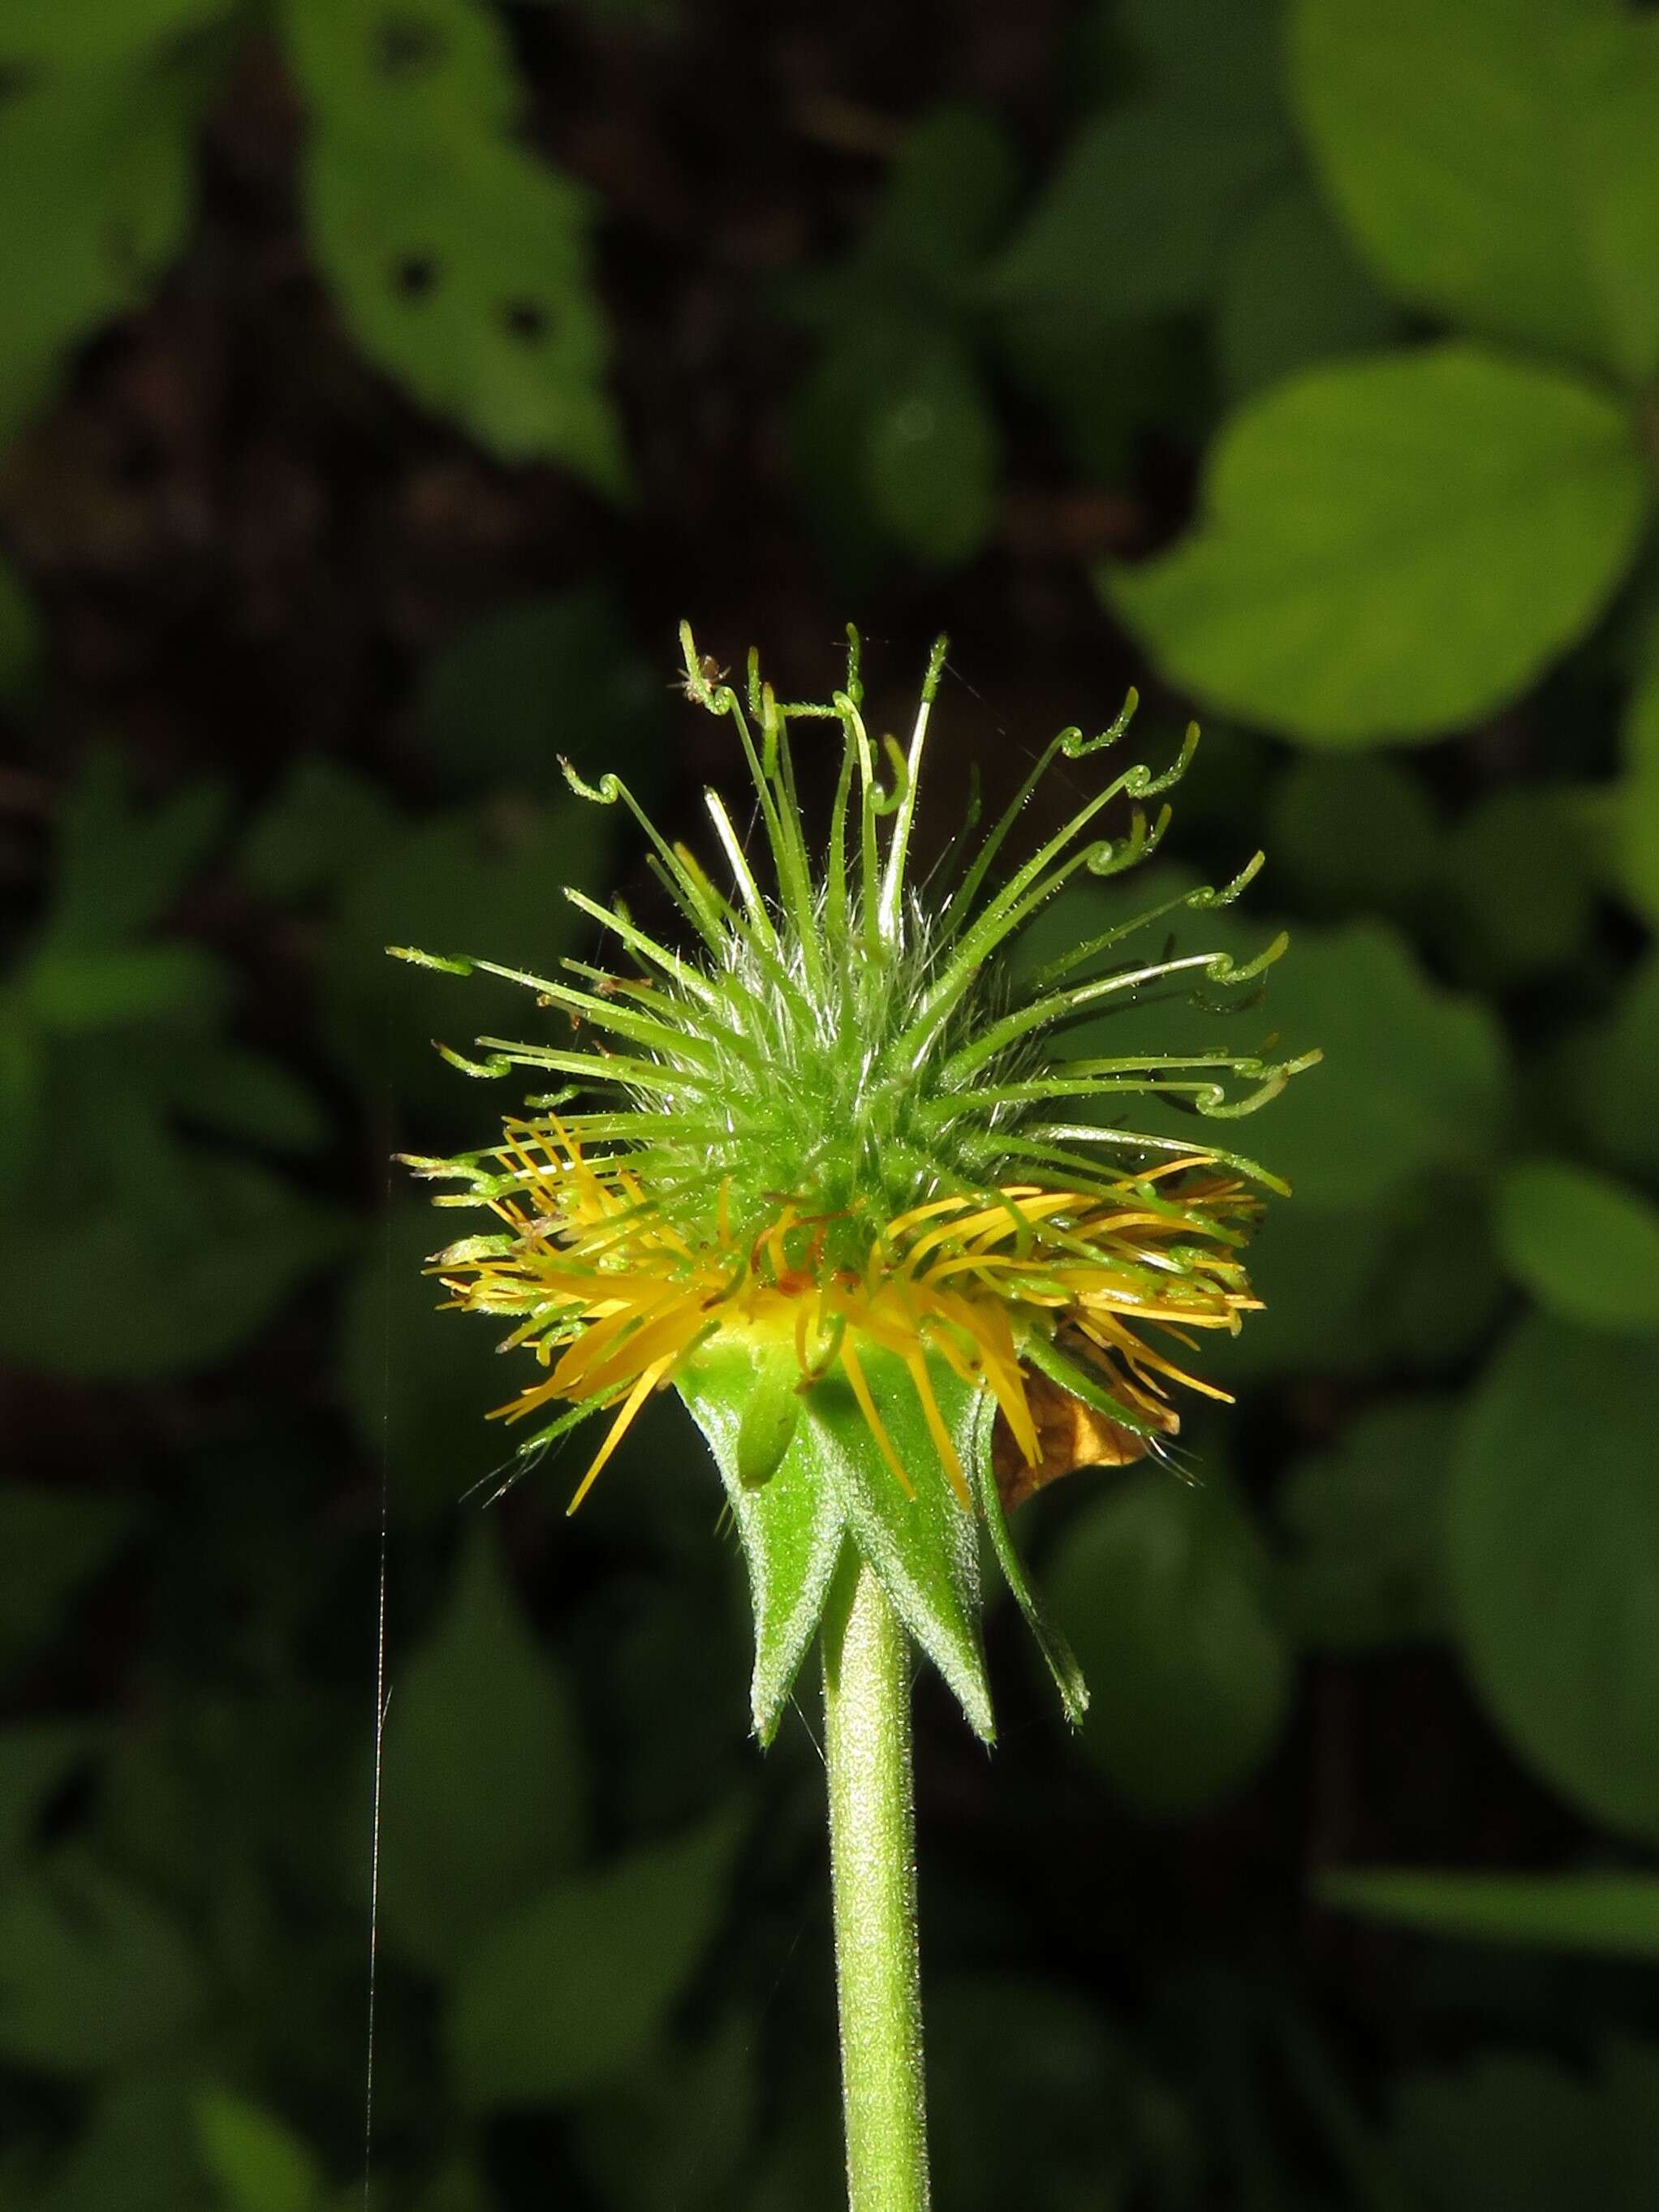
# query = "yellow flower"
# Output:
<box><xmin>429</xmin><ymin>1117</ymin><xmax>1262</xmax><ymax>1514</ymax></box>
<box><xmin>395</xmin><ymin>623</ymin><xmax>1315</xmax><ymax>1733</ymax></box>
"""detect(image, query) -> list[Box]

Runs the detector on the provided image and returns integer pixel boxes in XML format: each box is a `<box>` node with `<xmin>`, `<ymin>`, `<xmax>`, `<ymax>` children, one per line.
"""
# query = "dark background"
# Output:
<box><xmin>4</xmin><ymin>2</ymin><xmax>1659</xmax><ymax>2208</ymax></box>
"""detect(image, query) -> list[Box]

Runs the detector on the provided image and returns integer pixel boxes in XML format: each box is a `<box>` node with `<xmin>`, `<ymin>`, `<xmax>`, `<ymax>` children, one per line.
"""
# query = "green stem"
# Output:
<box><xmin>822</xmin><ymin>1558</ymin><xmax>932</xmax><ymax>2212</ymax></box>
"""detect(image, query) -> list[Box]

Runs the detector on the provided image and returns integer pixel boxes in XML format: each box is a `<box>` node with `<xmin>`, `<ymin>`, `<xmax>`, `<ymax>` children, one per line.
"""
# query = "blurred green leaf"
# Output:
<box><xmin>860</xmin><ymin>105</ymin><xmax>1019</xmax><ymax>292</ymax></box>
<box><xmin>448</xmin><ymin>1813</ymin><xmax>739</xmax><ymax>2106</ymax></box>
<box><xmin>238</xmin><ymin>759</ymin><xmax>400</xmax><ymax>902</ymax></box>
<box><xmin>196</xmin><ymin>2087</ymin><xmax>325</xmax><ymax>2212</ymax></box>
<box><xmin>408</xmin><ymin>2163</ymin><xmax>495</xmax><ymax>2212</ymax></box>
<box><xmin>1617</xmin><ymin>630</ymin><xmax>1659</xmax><ymax>926</ymax></box>
<box><xmin>372</xmin><ymin>1523</ymin><xmax>587</xmax><ymax>1975</ymax></box>
<box><xmin>1049</xmin><ymin>1469</ymin><xmax>1291</xmax><ymax>1817</ymax></box>
<box><xmin>0</xmin><ymin>560</ymin><xmax>39</xmax><ymax>699</ymax></box>
<box><xmin>1292</xmin><ymin>0</ymin><xmax>1659</xmax><ymax>380</ymax></box>
<box><xmin>865</xmin><ymin>330</ymin><xmax>999</xmax><ymax>568</ymax></box>
<box><xmin>0</xmin><ymin>54</ymin><xmax>211</xmax><ymax>441</ymax></box>
<box><xmin>1494</xmin><ymin>1157</ymin><xmax>1659</xmax><ymax>1334</ymax></box>
<box><xmin>302</xmin><ymin>124</ymin><xmax>623</xmax><ymax>489</ymax></box>
<box><xmin>0</xmin><ymin>1485</ymin><xmax>144</xmax><ymax>1678</ymax></box>
<box><xmin>326</xmin><ymin>800</ymin><xmax>606</xmax><ymax>1112</ymax></box>
<box><xmin>987</xmin><ymin>105</ymin><xmax>1282</xmax><ymax>322</ymax></box>
<box><xmin>157</xmin><ymin>1044</ymin><xmax>332</xmax><ymax>1153</ymax></box>
<box><xmin>792</xmin><ymin>105</ymin><xmax>1019</xmax><ymax>327</ymax></box>
<box><xmin>1450</xmin><ymin>1316</ymin><xmax>1659</xmax><ymax>1841</ymax></box>
<box><xmin>1216</xmin><ymin>181</ymin><xmax>1399</xmax><ymax>399</ymax></box>
<box><xmin>986</xmin><ymin>0</ymin><xmax>1292</xmax><ymax>321</ymax></box>
<box><xmin>0</xmin><ymin>1854</ymin><xmax>207</xmax><ymax>2074</ymax></box>
<box><xmin>1277</xmin><ymin>1397</ymin><xmax>1454</xmax><ymax>1649</ymax></box>
<box><xmin>1321</xmin><ymin>1868</ymin><xmax>1659</xmax><ymax>1964</ymax></box>
<box><xmin>1206</xmin><ymin>1199</ymin><xmax>1397</xmax><ymax>1382</ymax></box>
<box><xmin>36</xmin><ymin>2072</ymin><xmax>203</xmax><ymax>2212</ymax></box>
<box><xmin>993</xmin><ymin>308</ymin><xmax>1208</xmax><ymax>486</ymax></box>
<box><xmin>1222</xmin><ymin>922</ymin><xmax>1505</xmax><ymax>1211</ymax></box>
<box><xmin>791</xmin><ymin>323</ymin><xmax>999</xmax><ymax>574</ymax></box>
<box><xmin>0</xmin><ymin>1151</ymin><xmax>350</xmax><ymax>1382</ymax></box>
<box><xmin>279</xmin><ymin>0</ymin><xmax>519</xmax><ymax>136</ymax></box>
<box><xmin>22</xmin><ymin>942</ymin><xmax>228</xmax><ymax>1033</ymax></box>
<box><xmin>929</xmin><ymin>1975</ymin><xmax>1134</xmax><ymax>2211</ymax></box>
<box><xmin>0</xmin><ymin>0</ymin><xmax>235</xmax><ymax>68</ymax></box>
<box><xmin>1022</xmin><ymin>869</ymin><xmax>1509</xmax><ymax>1213</ymax></box>
<box><xmin>1385</xmin><ymin>2046</ymin><xmax>1659</xmax><ymax>2212</ymax></box>
<box><xmin>0</xmin><ymin>1005</ymin><xmax>43</xmax><ymax>1211</ymax></box>
<box><xmin>1363</xmin><ymin>1181</ymin><xmax>1509</xmax><ymax>1375</ymax></box>
<box><xmin>1106</xmin><ymin>345</ymin><xmax>1650</xmax><ymax>742</ymax></box>
<box><xmin>1267</xmin><ymin>753</ymin><xmax>1441</xmax><ymax>916</ymax></box>
<box><xmin>1446</xmin><ymin>785</ymin><xmax>1599</xmax><ymax>982</ymax></box>
<box><xmin>41</xmin><ymin>751</ymin><xmax>226</xmax><ymax>953</ymax></box>
<box><xmin>338</xmin><ymin>1198</ymin><xmax>519</xmax><ymax>1520</ymax></box>
<box><xmin>413</xmin><ymin>587</ymin><xmax>658</xmax><ymax>794</ymax></box>
<box><xmin>0</xmin><ymin>1724</ymin><xmax>105</xmax><ymax>1871</ymax></box>
<box><xmin>575</xmin><ymin>2011</ymin><xmax>757</xmax><ymax>2212</ymax></box>
<box><xmin>1569</xmin><ymin>949</ymin><xmax>1659</xmax><ymax>1184</ymax></box>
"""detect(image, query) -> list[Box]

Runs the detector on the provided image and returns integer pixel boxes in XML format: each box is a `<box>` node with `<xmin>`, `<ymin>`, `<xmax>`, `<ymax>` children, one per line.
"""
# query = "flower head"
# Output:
<box><xmin>396</xmin><ymin>625</ymin><xmax>1315</xmax><ymax>1737</ymax></box>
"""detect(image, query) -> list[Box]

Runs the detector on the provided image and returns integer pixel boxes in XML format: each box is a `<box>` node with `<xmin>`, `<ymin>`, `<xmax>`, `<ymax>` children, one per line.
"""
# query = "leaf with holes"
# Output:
<box><xmin>304</xmin><ymin>126</ymin><xmax>627</xmax><ymax>490</ymax></box>
<box><xmin>280</xmin><ymin>0</ymin><xmax>519</xmax><ymax>138</ymax></box>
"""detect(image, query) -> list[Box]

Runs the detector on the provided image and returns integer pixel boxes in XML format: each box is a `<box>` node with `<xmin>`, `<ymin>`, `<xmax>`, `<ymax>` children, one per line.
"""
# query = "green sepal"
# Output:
<box><xmin>678</xmin><ymin>1344</ymin><xmax>847</xmax><ymax>1747</ymax></box>
<box><xmin>795</xmin><ymin>1346</ymin><xmax>993</xmax><ymax>1745</ymax></box>
<box><xmin>680</xmin><ymin>1338</ymin><xmax>994</xmax><ymax>1745</ymax></box>
<box><xmin>969</xmin><ymin>1392</ymin><xmax>1091</xmax><ymax>1729</ymax></box>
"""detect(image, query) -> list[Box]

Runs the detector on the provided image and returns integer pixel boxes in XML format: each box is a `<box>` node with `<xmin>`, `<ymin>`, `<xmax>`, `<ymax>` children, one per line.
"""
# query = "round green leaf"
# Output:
<box><xmin>1494</xmin><ymin>1157</ymin><xmax>1659</xmax><ymax>1334</ymax></box>
<box><xmin>1292</xmin><ymin>0</ymin><xmax>1659</xmax><ymax>381</ymax></box>
<box><xmin>1267</xmin><ymin>753</ymin><xmax>1441</xmax><ymax>914</ymax></box>
<box><xmin>1048</xmin><ymin>1470</ymin><xmax>1291</xmax><ymax>1818</ymax></box>
<box><xmin>1105</xmin><ymin>345</ymin><xmax>1650</xmax><ymax>742</ymax></box>
<box><xmin>1449</xmin><ymin>1316</ymin><xmax>1659</xmax><ymax>1840</ymax></box>
<box><xmin>864</xmin><ymin>329</ymin><xmax>999</xmax><ymax>569</ymax></box>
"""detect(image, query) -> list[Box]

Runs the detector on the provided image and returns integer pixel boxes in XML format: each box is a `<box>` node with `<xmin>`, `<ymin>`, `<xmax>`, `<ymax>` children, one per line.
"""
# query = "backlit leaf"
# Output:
<box><xmin>1106</xmin><ymin>346</ymin><xmax>1649</xmax><ymax>742</ymax></box>
<box><xmin>1494</xmin><ymin>1157</ymin><xmax>1659</xmax><ymax>1335</ymax></box>
<box><xmin>1449</xmin><ymin>1317</ymin><xmax>1659</xmax><ymax>1840</ymax></box>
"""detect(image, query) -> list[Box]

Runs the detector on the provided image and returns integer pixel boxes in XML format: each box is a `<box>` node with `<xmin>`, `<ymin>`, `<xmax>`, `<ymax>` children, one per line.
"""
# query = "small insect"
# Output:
<box><xmin>671</xmin><ymin>653</ymin><xmax>729</xmax><ymax>701</ymax></box>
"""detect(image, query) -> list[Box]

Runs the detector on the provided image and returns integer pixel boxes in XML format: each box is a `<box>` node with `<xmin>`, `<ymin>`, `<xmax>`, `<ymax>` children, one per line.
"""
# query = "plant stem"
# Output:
<box><xmin>822</xmin><ymin>1557</ymin><xmax>932</xmax><ymax>2212</ymax></box>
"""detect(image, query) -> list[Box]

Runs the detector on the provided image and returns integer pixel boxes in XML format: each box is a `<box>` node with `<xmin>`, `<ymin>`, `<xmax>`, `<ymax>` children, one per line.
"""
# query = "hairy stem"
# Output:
<box><xmin>822</xmin><ymin>1557</ymin><xmax>932</xmax><ymax>2212</ymax></box>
